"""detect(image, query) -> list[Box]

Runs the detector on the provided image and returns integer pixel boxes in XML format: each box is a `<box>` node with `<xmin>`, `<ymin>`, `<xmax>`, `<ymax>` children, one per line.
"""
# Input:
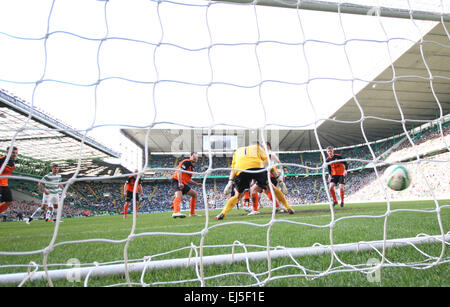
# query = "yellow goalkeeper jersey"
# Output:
<box><xmin>231</xmin><ymin>144</ymin><xmax>268</xmax><ymax>175</ymax></box>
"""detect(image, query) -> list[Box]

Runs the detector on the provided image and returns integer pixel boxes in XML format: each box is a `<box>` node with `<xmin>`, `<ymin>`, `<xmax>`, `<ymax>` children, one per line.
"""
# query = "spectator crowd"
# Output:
<box><xmin>3</xmin><ymin>123</ymin><xmax>449</xmax><ymax>221</ymax></box>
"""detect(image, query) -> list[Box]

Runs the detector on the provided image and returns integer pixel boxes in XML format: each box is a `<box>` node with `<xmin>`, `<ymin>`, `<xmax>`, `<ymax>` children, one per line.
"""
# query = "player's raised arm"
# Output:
<box><xmin>170</xmin><ymin>153</ymin><xmax>201</xmax><ymax>218</ymax></box>
<box><xmin>224</xmin><ymin>151</ymin><xmax>238</xmax><ymax>195</ymax></box>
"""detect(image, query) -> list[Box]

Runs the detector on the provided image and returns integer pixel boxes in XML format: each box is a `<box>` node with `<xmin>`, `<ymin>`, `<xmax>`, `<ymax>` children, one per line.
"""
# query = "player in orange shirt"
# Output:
<box><xmin>171</xmin><ymin>152</ymin><xmax>202</xmax><ymax>218</ymax></box>
<box><xmin>216</xmin><ymin>142</ymin><xmax>294</xmax><ymax>220</ymax></box>
<box><xmin>0</xmin><ymin>146</ymin><xmax>18</xmax><ymax>214</ymax></box>
<box><xmin>122</xmin><ymin>169</ymin><xmax>144</xmax><ymax>219</ymax></box>
<box><xmin>326</xmin><ymin>146</ymin><xmax>348</xmax><ymax>207</ymax></box>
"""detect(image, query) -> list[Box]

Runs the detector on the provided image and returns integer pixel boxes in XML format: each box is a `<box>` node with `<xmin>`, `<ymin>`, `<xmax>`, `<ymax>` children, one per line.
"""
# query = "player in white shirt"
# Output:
<box><xmin>26</xmin><ymin>164</ymin><xmax>64</xmax><ymax>223</ymax></box>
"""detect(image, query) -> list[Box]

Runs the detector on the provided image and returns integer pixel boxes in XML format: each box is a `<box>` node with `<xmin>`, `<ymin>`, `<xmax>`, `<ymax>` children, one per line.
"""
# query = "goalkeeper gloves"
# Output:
<box><xmin>224</xmin><ymin>179</ymin><xmax>234</xmax><ymax>195</ymax></box>
<box><xmin>275</xmin><ymin>175</ymin><xmax>288</xmax><ymax>194</ymax></box>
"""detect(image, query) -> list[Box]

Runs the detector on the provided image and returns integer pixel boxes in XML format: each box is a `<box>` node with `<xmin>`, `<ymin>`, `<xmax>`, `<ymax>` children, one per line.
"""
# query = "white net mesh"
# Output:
<box><xmin>0</xmin><ymin>0</ymin><xmax>449</xmax><ymax>287</ymax></box>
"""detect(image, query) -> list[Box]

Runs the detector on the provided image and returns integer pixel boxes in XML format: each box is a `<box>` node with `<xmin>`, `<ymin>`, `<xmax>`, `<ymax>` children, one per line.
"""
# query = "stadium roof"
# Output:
<box><xmin>121</xmin><ymin>21</ymin><xmax>450</xmax><ymax>153</ymax></box>
<box><xmin>0</xmin><ymin>89</ymin><xmax>129</xmax><ymax>177</ymax></box>
<box><xmin>0</xmin><ymin>89</ymin><xmax>120</xmax><ymax>161</ymax></box>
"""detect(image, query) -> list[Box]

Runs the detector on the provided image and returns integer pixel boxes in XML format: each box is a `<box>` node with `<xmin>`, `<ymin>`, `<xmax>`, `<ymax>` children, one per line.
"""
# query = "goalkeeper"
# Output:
<box><xmin>265</xmin><ymin>142</ymin><xmax>291</xmax><ymax>213</ymax></box>
<box><xmin>215</xmin><ymin>142</ymin><xmax>294</xmax><ymax>220</ymax></box>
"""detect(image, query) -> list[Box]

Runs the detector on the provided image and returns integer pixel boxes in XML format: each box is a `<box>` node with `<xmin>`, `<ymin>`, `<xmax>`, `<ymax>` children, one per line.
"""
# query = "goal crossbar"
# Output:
<box><xmin>1</xmin><ymin>234</ymin><xmax>448</xmax><ymax>285</ymax></box>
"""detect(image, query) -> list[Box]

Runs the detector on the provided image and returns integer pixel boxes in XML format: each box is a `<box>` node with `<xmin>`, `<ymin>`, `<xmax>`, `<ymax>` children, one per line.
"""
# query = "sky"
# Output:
<box><xmin>0</xmin><ymin>0</ymin><xmax>445</xmax><ymax>160</ymax></box>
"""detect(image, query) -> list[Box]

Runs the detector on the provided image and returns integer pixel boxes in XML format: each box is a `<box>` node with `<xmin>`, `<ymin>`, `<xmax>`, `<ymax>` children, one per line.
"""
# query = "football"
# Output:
<box><xmin>385</xmin><ymin>165</ymin><xmax>412</xmax><ymax>191</ymax></box>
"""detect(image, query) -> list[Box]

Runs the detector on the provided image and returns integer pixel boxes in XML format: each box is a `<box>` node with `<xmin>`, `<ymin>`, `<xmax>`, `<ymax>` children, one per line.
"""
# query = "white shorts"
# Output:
<box><xmin>42</xmin><ymin>193</ymin><xmax>60</xmax><ymax>208</ymax></box>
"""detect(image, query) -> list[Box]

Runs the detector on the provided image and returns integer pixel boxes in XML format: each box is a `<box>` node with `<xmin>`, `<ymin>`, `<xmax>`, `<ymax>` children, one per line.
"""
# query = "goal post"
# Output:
<box><xmin>0</xmin><ymin>0</ymin><xmax>449</xmax><ymax>287</ymax></box>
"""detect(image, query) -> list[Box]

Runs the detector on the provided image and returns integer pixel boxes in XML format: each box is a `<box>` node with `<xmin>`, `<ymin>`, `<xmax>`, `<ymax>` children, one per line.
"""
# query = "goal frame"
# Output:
<box><xmin>0</xmin><ymin>0</ymin><xmax>449</xmax><ymax>287</ymax></box>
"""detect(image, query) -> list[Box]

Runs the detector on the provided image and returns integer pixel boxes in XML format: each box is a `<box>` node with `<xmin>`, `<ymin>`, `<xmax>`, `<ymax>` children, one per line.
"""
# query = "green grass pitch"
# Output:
<box><xmin>0</xmin><ymin>199</ymin><xmax>449</xmax><ymax>287</ymax></box>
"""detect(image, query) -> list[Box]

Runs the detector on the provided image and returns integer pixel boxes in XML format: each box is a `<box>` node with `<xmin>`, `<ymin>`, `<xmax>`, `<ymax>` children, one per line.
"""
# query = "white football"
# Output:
<box><xmin>385</xmin><ymin>165</ymin><xmax>412</xmax><ymax>191</ymax></box>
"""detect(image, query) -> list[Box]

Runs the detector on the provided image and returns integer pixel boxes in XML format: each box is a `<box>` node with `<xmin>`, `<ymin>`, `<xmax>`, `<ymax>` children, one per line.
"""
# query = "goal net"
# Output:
<box><xmin>0</xmin><ymin>0</ymin><xmax>449</xmax><ymax>287</ymax></box>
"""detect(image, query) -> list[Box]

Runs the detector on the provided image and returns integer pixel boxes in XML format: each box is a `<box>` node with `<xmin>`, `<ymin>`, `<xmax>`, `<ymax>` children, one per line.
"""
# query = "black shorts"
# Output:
<box><xmin>270</xmin><ymin>177</ymin><xmax>278</xmax><ymax>187</ymax></box>
<box><xmin>330</xmin><ymin>175</ymin><xmax>345</xmax><ymax>185</ymax></box>
<box><xmin>126</xmin><ymin>190</ymin><xmax>140</xmax><ymax>202</ymax></box>
<box><xmin>234</xmin><ymin>168</ymin><xmax>268</xmax><ymax>194</ymax></box>
<box><xmin>0</xmin><ymin>186</ymin><xmax>13</xmax><ymax>202</ymax></box>
<box><xmin>172</xmin><ymin>179</ymin><xmax>191</xmax><ymax>195</ymax></box>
